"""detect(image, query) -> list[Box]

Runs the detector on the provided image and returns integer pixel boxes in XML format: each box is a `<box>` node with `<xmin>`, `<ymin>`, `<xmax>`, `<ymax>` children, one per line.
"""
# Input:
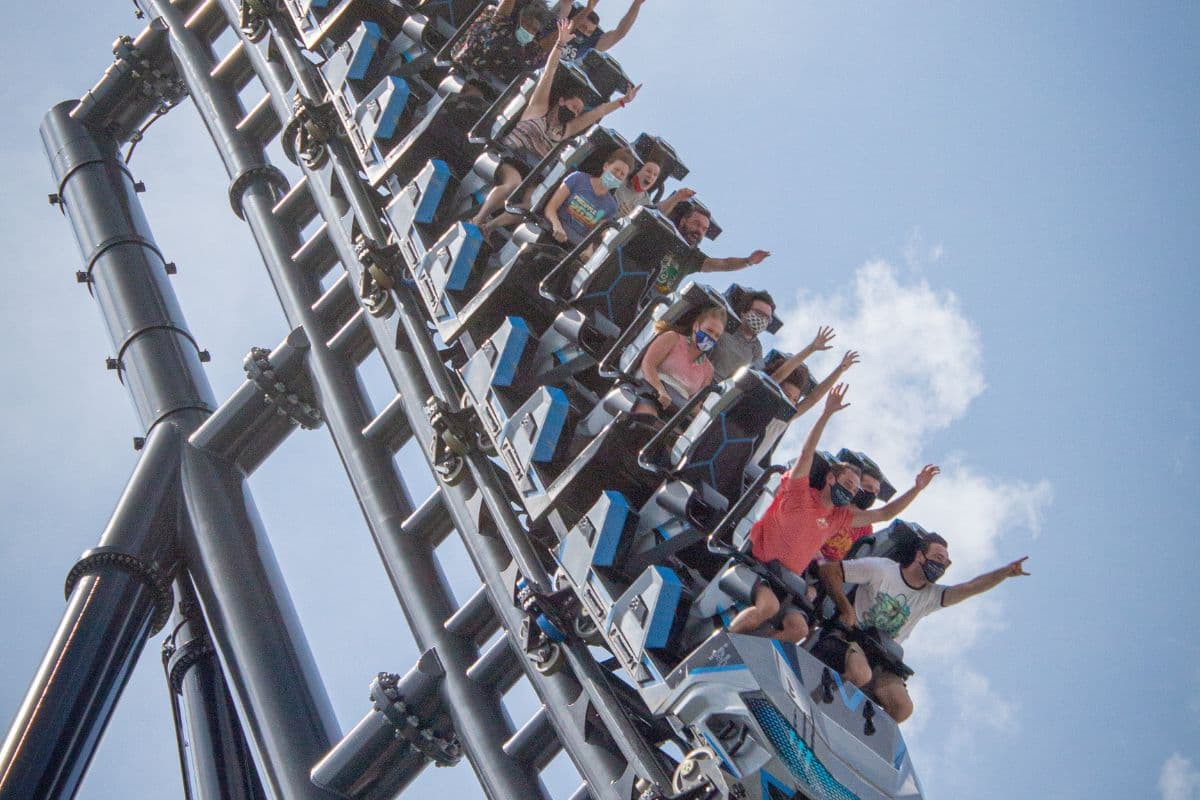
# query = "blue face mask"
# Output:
<box><xmin>600</xmin><ymin>170</ymin><xmax>623</xmax><ymax>190</ymax></box>
<box><xmin>829</xmin><ymin>482</ymin><xmax>855</xmax><ymax>507</ymax></box>
<box><xmin>921</xmin><ymin>558</ymin><xmax>947</xmax><ymax>583</ymax></box>
<box><xmin>515</xmin><ymin>27</ymin><xmax>535</xmax><ymax>45</ymax></box>
<box><xmin>694</xmin><ymin>329</ymin><xmax>716</xmax><ymax>352</ymax></box>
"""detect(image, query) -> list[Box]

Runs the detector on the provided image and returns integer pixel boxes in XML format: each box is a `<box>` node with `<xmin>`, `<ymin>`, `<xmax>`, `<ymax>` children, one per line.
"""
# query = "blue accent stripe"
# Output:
<box><xmin>644</xmin><ymin>566</ymin><xmax>682</xmax><ymax>649</ymax></box>
<box><xmin>491</xmin><ymin>317</ymin><xmax>530</xmax><ymax>388</ymax></box>
<box><xmin>829</xmin><ymin>667</ymin><xmax>866</xmax><ymax>712</ymax></box>
<box><xmin>367</xmin><ymin>76</ymin><xmax>410</xmax><ymax>141</ymax></box>
<box><xmin>530</xmin><ymin>387</ymin><xmax>569</xmax><ymax>463</ymax></box>
<box><xmin>444</xmin><ymin>223</ymin><xmax>482</xmax><ymax>291</ymax></box>
<box><xmin>689</xmin><ymin>663</ymin><xmax>747</xmax><ymax>675</ymax></box>
<box><xmin>771</xmin><ymin>639</ymin><xmax>804</xmax><ymax>686</ymax></box>
<box><xmin>591</xmin><ymin>491</ymin><xmax>631</xmax><ymax>568</ymax></box>
<box><xmin>893</xmin><ymin>738</ymin><xmax>908</xmax><ymax>769</ymax></box>
<box><xmin>416</xmin><ymin>160</ymin><xmax>451</xmax><ymax>224</ymax></box>
<box><xmin>348</xmin><ymin>22</ymin><xmax>382</xmax><ymax>80</ymax></box>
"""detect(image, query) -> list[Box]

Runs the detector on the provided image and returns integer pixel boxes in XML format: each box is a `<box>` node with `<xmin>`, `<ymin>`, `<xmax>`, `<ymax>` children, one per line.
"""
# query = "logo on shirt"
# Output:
<box><xmin>566</xmin><ymin>194</ymin><xmax>605</xmax><ymax>229</ymax></box>
<box><xmin>654</xmin><ymin>253</ymin><xmax>682</xmax><ymax>294</ymax></box>
<box><xmin>862</xmin><ymin>591</ymin><xmax>911</xmax><ymax>639</ymax></box>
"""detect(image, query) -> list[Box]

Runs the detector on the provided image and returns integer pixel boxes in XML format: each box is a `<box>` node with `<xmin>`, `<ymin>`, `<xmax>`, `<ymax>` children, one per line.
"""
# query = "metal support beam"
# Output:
<box><xmin>164</xmin><ymin>577</ymin><xmax>267</xmax><ymax>800</ymax></box>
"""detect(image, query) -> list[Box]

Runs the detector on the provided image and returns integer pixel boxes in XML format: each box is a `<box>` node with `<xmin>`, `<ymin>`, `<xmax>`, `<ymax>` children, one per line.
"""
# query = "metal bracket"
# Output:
<box><xmin>281</xmin><ymin>93</ymin><xmax>338</xmax><ymax>170</ymax></box>
<box><xmin>425</xmin><ymin>396</ymin><xmax>477</xmax><ymax>486</ymax></box>
<box><xmin>64</xmin><ymin>546</ymin><xmax>175</xmax><ymax>634</ymax></box>
<box><xmin>243</xmin><ymin>346</ymin><xmax>323</xmax><ymax>429</ymax></box>
<box><xmin>112</xmin><ymin>34</ymin><xmax>187</xmax><ymax>109</ymax></box>
<box><xmin>239</xmin><ymin>0</ymin><xmax>274</xmax><ymax>42</ymax></box>
<box><xmin>369</xmin><ymin>672</ymin><xmax>462</xmax><ymax>767</ymax></box>
<box><xmin>354</xmin><ymin>233</ymin><xmax>401</xmax><ymax>318</ymax></box>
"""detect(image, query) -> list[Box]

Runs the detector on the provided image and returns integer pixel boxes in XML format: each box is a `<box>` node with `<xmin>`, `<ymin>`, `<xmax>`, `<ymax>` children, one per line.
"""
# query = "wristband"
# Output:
<box><xmin>619</xmin><ymin>98</ymin><xmax>626</xmax><ymax>107</ymax></box>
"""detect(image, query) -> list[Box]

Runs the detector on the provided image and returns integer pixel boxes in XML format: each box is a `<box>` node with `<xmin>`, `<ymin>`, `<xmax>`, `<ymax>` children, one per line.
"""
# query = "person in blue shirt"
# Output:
<box><xmin>543</xmin><ymin>148</ymin><xmax>635</xmax><ymax>247</ymax></box>
<box><xmin>548</xmin><ymin>0</ymin><xmax>647</xmax><ymax>63</ymax></box>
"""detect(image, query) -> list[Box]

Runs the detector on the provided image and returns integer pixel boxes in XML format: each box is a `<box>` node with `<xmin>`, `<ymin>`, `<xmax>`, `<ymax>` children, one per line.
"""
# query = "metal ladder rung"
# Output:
<box><xmin>327</xmin><ymin>308</ymin><xmax>373</xmax><ymax>365</ymax></box>
<box><xmin>362</xmin><ymin>394</ymin><xmax>415</xmax><ymax>455</ymax></box>
<box><xmin>210</xmin><ymin>39</ymin><xmax>254</xmax><ymax>90</ymax></box>
<box><xmin>237</xmin><ymin>92</ymin><xmax>283</xmax><ymax>147</ymax></box>
<box><xmin>503</xmin><ymin>706</ymin><xmax>562</xmax><ymax>770</ymax></box>
<box><xmin>444</xmin><ymin>585</ymin><xmax>500</xmax><ymax>646</ymax></box>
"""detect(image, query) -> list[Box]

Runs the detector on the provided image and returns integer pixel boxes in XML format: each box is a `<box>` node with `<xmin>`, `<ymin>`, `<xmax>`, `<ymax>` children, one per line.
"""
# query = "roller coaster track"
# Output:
<box><xmin>0</xmin><ymin>2</ymin><xmax>925</xmax><ymax>800</ymax></box>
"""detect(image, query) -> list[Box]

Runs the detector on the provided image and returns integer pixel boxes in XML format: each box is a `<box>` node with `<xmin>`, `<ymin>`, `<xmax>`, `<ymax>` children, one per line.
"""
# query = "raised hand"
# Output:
<box><xmin>668</xmin><ymin>187</ymin><xmax>696</xmax><ymax>203</ymax></box>
<box><xmin>1003</xmin><ymin>556</ymin><xmax>1031</xmax><ymax>578</ymax></box>
<box><xmin>746</xmin><ymin>249</ymin><xmax>770</xmax><ymax>265</ymax></box>
<box><xmin>824</xmin><ymin>382</ymin><xmax>850</xmax><ymax>415</ymax></box>
<box><xmin>810</xmin><ymin>325</ymin><xmax>836</xmax><ymax>352</ymax></box>
<box><xmin>914</xmin><ymin>464</ymin><xmax>940</xmax><ymax>490</ymax></box>
<box><xmin>555</xmin><ymin>18</ymin><xmax>572</xmax><ymax>47</ymax></box>
<box><xmin>837</xmin><ymin>350</ymin><xmax>860</xmax><ymax>372</ymax></box>
<box><xmin>620</xmin><ymin>83</ymin><xmax>642</xmax><ymax>105</ymax></box>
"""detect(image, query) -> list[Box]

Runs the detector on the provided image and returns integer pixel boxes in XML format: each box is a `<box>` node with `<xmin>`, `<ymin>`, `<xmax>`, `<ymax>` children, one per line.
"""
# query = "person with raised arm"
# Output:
<box><xmin>816</xmin><ymin>534</ymin><xmax>1030</xmax><ymax>722</ymax></box>
<box><xmin>726</xmin><ymin>384</ymin><xmax>939</xmax><ymax>643</ymax></box>
<box><xmin>651</xmin><ymin>202</ymin><xmax>770</xmax><ymax>296</ymax></box>
<box><xmin>452</xmin><ymin>0</ymin><xmax>555</xmax><ymax>85</ymax></box>
<box><xmin>471</xmin><ymin>19</ymin><xmax>641</xmax><ymax>235</ymax></box>
<box><xmin>549</xmin><ymin>0</ymin><xmax>647</xmax><ymax>64</ymax></box>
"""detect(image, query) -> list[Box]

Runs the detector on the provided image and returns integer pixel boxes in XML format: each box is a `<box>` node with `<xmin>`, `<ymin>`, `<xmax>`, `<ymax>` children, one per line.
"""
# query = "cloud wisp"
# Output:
<box><xmin>771</xmin><ymin>259</ymin><xmax>1052</xmax><ymax>792</ymax></box>
<box><xmin>1160</xmin><ymin>754</ymin><xmax>1200</xmax><ymax>800</ymax></box>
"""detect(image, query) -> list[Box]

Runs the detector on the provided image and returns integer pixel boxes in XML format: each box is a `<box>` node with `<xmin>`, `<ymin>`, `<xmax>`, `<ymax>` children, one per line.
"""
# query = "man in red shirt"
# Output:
<box><xmin>726</xmin><ymin>384</ymin><xmax>939</xmax><ymax>642</ymax></box>
<box><xmin>819</xmin><ymin>464</ymin><xmax>885</xmax><ymax>562</ymax></box>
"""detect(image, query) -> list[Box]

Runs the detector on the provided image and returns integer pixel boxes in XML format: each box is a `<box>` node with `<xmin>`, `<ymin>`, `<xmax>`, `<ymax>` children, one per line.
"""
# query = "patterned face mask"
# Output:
<box><xmin>742</xmin><ymin>310</ymin><xmax>770</xmax><ymax>335</ymax></box>
<box><xmin>693</xmin><ymin>329</ymin><xmax>717</xmax><ymax>352</ymax></box>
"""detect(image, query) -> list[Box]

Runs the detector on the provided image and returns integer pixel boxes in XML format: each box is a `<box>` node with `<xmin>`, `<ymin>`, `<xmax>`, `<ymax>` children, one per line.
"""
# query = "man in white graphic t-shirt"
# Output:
<box><xmin>817</xmin><ymin>533</ymin><xmax>1030</xmax><ymax>722</ymax></box>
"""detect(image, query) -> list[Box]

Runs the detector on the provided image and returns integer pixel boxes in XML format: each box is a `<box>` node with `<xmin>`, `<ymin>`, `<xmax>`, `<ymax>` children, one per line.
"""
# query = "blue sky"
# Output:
<box><xmin>2</xmin><ymin>2</ymin><xmax>1198</xmax><ymax>798</ymax></box>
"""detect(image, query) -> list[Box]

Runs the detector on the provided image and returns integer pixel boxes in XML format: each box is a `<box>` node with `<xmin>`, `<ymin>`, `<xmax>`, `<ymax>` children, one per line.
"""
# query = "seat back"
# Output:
<box><xmin>670</xmin><ymin>368</ymin><xmax>796</xmax><ymax>504</ymax></box>
<box><xmin>507</xmin><ymin>125</ymin><xmax>634</xmax><ymax>223</ymax></box>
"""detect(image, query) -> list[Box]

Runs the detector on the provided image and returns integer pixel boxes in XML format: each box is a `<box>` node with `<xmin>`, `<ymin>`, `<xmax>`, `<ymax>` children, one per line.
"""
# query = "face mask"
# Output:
<box><xmin>852</xmin><ymin>489</ymin><xmax>876</xmax><ymax>510</ymax></box>
<box><xmin>742</xmin><ymin>310</ymin><xmax>770</xmax><ymax>335</ymax></box>
<box><xmin>514</xmin><ymin>27</ymin><xmax>535</xmax><ymax>45</ymax></box>
<box><xmin>556</xmin><ymin>105</ymin><xmax>577</xmax><ymax>125</ymax></box>
<box><xmin>694</xmin><ymin>329</ymin><xmax>716</xmax><ymax>353</ymax></box>
<box><xmin>921</xmin><ymin>559</ymin><xmax>947</xmax><ymax>583</ymax></box>
<box><xmin>829</xmin><ymin>482</ymin><xmax>855</xmax><ymax>507</ymax></box>
<box><xmin>600</xmin><ymin>170</ymin><xmax>623</xmax><ymax>190</ymax></box>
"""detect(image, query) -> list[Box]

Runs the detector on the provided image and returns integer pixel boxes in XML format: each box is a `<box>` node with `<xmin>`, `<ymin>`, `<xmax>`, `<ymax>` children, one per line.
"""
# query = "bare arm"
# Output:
<box><xmin>700</xmin><ymin>249</ymin><xmax>770</xmax><ymax>273</ymax></box>
<box><xmin>849</xmin><ymin>465</ymin><xmax>939</xmax><ymax>526</ymax></box>
<box><xmin>565</xmin><ymin>82</ymin><xmax>640</xmax><ymax>137</ymax></box>
<box><xmin>771</xmin><ymin>326</ymin><xmax>835</xmax><ymax>384</ymax></box>
<box><xmin>542</xmin><ymin>181</ymin><xmax>572</xmax><ymax>243</ymax></box>
<box><xmin>787</xmin><ymin>383</ymin><xmax>849</xmax><ymax>481</ymax></box>
<box><xmin>792</xmin><ymin>350</ymin><xmax>858</xmax><ymax>417</ymax></box>
<box><xmin>656</xmin><ymin>187</ymin><xmax>694</xmax><ymax>218</ymax></box>
<box><xmin>639</xmin><ymin>331</ymin><xmax>680</xmax><ymax>408</ymax></box>
<box><xmin>524</xmin><ymin>21</ymin><xmax>571</xmax><ymax>120</ymax></box>
<box><xmin>818</xmin><ymin>561</ymin><xmax>857</xmax><ymax>627</ymax></box>
<box><xmin>943</xmin><ymin>557</ymin><xmax>1030</xmax><ymax>606</ymax></box>
<box><xmin>596</xmin><ymin>0</ymin><xmax>645</xmax><ymax>50</ymax></box>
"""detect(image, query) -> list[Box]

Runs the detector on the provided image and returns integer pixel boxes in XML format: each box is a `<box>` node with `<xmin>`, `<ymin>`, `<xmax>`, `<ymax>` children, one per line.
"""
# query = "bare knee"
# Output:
<box><xmin>844</xmin><ymin>650</ymin><xmax>872</xmax><ymax>688</ymax></box>
<box><xmin>877</xmin><ymin>682</ymin><xmax>913</xmax><ymax>723</ymax></box>
<box><xmin>780</xmin><ymin>612</ymin><xmax>809</xmax><ymax>643</ymax></box>
<box><xmin>755</xmin><ymin>585</ymin><xmax>780</xmax><ymax>620</ymax></box>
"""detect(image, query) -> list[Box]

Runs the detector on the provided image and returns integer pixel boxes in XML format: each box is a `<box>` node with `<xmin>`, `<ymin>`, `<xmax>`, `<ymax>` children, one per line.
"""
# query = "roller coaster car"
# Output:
<box><xmin>282</xmin><ymin>0</ymin><xmax>405</xmax><ymax>50</ymax></box>
<box><xmin>631</xmin><ymin>132</ymin><xmax>690</xmax><ymax>198</ymax></box>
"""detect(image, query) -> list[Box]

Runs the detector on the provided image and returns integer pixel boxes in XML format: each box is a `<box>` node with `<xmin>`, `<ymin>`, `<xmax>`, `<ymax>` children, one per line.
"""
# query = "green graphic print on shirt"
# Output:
<box><xmin>861</xmin><ymin>591</ymin><xmax>911</xmax><ymax>640</ymax></box>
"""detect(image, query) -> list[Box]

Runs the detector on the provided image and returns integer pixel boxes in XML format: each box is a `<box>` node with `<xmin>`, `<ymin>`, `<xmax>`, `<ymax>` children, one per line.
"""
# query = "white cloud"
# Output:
<box><xmin>1160</xmin><ymin>754</ymin><xmax>1200</xmax><ymax>800</ymax></box>
<box><xmin>770</xmin><ymin>259</ymin><xmax>1051</xmax><ymax>792</ymax></box>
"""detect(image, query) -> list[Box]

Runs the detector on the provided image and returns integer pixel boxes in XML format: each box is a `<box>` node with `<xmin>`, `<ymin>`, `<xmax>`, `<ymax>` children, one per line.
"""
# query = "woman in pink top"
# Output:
<box><xmin>634</xmin><ymin>304</ymin><xmax>727</xmax><ymax>417</ymax></box>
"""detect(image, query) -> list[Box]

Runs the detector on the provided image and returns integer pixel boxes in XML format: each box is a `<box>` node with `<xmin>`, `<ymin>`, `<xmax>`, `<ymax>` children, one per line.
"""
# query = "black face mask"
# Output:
<box><xmin>921</xmin><ymin>559</ymin><xmax>947</xmax><ymax>583</ymax></box>
<box><xmin>829</xmin><ymin>483</ymin><xmax>855</xmax><ymax>507</ymax></box>
<box><xmin>853</xmin><ymin>489</ymin><xmax>877</xmax><ymax>510</ymax></box>
<box><xmin>556</xmin><ymin>106</ymin><xmax>577</xmax><ymax>125</ymax></box>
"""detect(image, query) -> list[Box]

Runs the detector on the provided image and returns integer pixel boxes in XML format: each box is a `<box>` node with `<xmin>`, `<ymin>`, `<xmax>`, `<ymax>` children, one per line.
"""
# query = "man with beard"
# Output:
<box><xmin>650</xmin><ymin>202</ymin><xmax>771</xmax><ymax>296</ymax></box>
<box><xmin>817</xmin><ymin>534</ymin><xmax>1030</xmax><ymax>722</ymax></box>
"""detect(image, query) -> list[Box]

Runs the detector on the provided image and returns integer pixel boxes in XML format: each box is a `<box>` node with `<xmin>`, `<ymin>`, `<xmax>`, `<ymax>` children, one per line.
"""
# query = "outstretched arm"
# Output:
<box><xmin>943</xmin><ymin>557</ymin><xmax>1030</xmax><ymax>606</ymax></box>
<box><xmin>787</xmin><ymin>383</ymin><xmax>849</xmax><ymax>481</ymax></box>
<box><xmin>849</xmin><ymin>465</ymin><xmax>939</xmax><ymax>526</ymax></box>
<box><xmin>524</xmin><ymin>20</ymin><xmax>571</xmax><ymax>120</ymax></box>
<box><xmin>700</xmin><ymin>249</ymin><xmax>770</xmax><ymax>273</ymax></box>
<box><xmin>597</xmin><ymin>0</ymin><xmax>645</xmax><ymax>51</ymax></box>
<box><xmin>793</xmin><ymin>349</ymin><xmax>858</xmax><ymax>417</ymax></box>
<box><xmin>565</xmin><ymin>82</ymin><xmax>641</xmax><ymax>137</ymax></box>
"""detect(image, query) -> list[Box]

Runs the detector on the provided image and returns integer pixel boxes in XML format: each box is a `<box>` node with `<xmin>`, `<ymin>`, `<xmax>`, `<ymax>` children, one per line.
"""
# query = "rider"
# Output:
<box><xmin>726</xmin><ymin>384</ymin><xmax>939</xmax><ymax>643</ymax></box>
<box><xmin>817</xmin><ymin>534</ymin><xmax>1031</xmax><ymax>722</ymax></box>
